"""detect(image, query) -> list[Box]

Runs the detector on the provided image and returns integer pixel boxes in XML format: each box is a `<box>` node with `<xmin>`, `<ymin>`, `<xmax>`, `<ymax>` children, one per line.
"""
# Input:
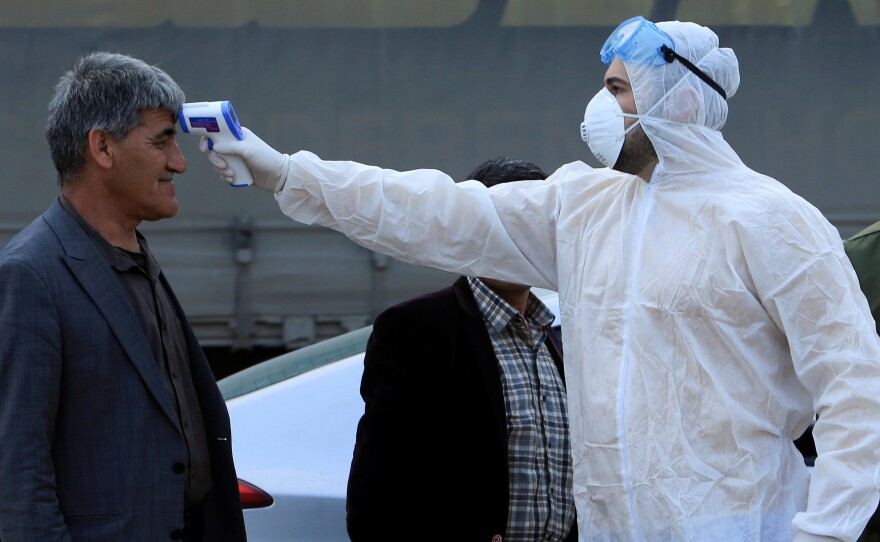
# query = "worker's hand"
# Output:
<box><xmin>200</xmin><ymin>127</ymin><xmax>289</xmax><ymax>192</ymax></box>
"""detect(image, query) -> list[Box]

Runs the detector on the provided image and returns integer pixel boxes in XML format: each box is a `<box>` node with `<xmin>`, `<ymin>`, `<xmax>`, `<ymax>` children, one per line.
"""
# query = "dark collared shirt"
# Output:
<box><xmin>60</xmin><ymin>197</ymin><xmax>212</xmax><ymax>508</ymax></box>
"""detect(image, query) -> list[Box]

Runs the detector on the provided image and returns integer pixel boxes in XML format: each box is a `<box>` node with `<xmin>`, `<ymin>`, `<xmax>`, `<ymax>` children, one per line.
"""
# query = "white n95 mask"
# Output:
<box><xmin>579</xmin><ymin>87</ymin><xmax>638</xmax><ymax>168</ymax></box>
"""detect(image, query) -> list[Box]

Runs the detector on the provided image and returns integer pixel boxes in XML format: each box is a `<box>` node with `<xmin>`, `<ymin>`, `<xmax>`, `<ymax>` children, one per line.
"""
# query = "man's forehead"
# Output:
<box><xmin>135</xmin><ymin>108</ymin><xmax>176</xmax><ymax>129</ymax></box>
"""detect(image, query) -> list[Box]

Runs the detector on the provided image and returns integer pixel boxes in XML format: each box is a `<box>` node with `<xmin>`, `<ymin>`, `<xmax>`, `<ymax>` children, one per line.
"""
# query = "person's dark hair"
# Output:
<box><xmin>46</xmin><ymin>52</ymin><xmax>185</xmax><ymax>185</ymax></box>
<box><xmin>463</xmin><ymin>157</ymin><xmax>547</xmax><ymax>187</ymax></box>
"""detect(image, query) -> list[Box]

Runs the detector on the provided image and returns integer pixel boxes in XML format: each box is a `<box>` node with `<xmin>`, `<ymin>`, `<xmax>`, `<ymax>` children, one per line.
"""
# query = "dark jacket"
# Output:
<box><xmin>346</xmin><ymin>276</ymin><xmax>576</xmax><ymax>542</ymax></box>
<box><xmin>0</xmin><ymin>200</ymin><xmax>246</xmax><ymax>541</ymax></box>
<box><xmin>845</xmin><ymin>220</ymin><xmax>880</xmax><ymax>335</ymax></box>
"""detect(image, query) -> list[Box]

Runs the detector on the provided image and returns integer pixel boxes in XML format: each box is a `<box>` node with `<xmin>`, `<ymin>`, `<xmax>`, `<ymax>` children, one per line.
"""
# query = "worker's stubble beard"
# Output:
<box><xmin>613</xmin><ymin>123</ymin><xmax>658</xmax><ymax>176</ymax></box>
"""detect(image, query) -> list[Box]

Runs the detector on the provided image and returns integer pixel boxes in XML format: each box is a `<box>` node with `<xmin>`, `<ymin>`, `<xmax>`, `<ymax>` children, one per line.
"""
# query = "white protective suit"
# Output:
<box><xmin>213</xmin><ymin>20</ymin><xmax>880</xmax><ymax>542</ymax></box>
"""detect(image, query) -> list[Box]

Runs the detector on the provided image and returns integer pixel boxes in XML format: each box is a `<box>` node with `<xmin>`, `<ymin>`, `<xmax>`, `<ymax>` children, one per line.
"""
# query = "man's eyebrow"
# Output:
<box><xmin>152</xmin><ymin>127</ymin><xmax>177</xmax><ymax>139</ymax></box>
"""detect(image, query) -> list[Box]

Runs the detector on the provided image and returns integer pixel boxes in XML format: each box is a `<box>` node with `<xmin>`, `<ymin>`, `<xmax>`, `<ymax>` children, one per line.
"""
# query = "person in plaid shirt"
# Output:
<box><xmin>346</xmin><ymin>158</ymin><xmax>577</xmax><ymax>542</ymax></box>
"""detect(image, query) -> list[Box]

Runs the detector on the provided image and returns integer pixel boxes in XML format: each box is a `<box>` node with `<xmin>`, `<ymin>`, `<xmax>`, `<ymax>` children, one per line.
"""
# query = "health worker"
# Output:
<box><xmin>200</xmin><ymin>18</ymin><xmax>880</xmax><ymax>542</ymax></box>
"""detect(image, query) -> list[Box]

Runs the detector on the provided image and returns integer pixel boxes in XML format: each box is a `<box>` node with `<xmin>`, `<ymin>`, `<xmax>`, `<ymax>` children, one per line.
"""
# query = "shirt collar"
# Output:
<box><xmin>467</xmin><ymin>276</ymin><xmax>555</xmax><ymax>334</ymax></box>
<box><xmin>58</xmin><ymin>195</ymin><xmax>155</xmax><ymax>275</ymax></box>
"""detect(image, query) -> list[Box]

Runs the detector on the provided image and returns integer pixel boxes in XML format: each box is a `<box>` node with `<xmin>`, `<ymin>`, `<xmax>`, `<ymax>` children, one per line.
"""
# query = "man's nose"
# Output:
<box><xmin>168</xmin><ymin>141</ymin><xmax>188</xmax><ymax>174</ymax></box>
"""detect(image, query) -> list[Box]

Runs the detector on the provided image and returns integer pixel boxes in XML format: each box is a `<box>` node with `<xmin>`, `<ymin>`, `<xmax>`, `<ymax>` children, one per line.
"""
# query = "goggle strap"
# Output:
<box><xmin>660</xmin><ymin>45</ymin><xmax>727</xmax><ymax>100</ymax></box>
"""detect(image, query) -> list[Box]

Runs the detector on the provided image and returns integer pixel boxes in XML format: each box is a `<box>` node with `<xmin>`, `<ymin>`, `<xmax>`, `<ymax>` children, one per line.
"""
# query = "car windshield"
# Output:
<box><xmin>218</xmin><ymin>325</ymin><xmax>373</xmax><ymax>400</ymax></box>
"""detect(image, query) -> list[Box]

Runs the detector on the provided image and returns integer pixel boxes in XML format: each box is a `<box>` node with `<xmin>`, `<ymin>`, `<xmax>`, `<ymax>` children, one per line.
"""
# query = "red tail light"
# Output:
<box><xmin>238</xmin><ymin>479</ymin><xmax>274</xmax><ymax>509</ymax></box>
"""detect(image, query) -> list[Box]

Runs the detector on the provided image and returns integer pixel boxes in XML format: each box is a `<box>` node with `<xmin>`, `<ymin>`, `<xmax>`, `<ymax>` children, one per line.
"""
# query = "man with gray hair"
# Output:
<box><xmin>202</xmin><ymin>17</ymin><xmax>880</xmax><ymax>542</ymax></box>
<box><xmin>0</xmin><ymin>52</ymin><xmax>246</xmax><ymax>541</ymax></box>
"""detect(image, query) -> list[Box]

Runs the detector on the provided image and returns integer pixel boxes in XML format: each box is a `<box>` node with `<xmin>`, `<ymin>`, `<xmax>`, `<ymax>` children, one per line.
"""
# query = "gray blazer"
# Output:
<box><xmin>0</xmin><ymin>200</ymin><xmax>246</xmax><ymax>541</ymax></box>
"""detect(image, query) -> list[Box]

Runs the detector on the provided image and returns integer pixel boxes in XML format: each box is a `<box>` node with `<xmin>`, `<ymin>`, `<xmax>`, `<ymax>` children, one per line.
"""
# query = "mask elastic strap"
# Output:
<box><xmin>621</xmin><ymin>114</ymin><xmax>706</xmax><ymax>132</ymax></box>
<box><xmin>620</xmin><ymin>47</ymin><xmax>720</xmax><ymax>138</ymax></box>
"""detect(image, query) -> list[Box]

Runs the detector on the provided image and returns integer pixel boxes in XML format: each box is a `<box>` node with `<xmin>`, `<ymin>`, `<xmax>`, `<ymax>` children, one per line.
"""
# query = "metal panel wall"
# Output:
<box><xmin>1</xmin><ymin>0</ymin><xmax>878</xmax><ymax>347</ymax></box>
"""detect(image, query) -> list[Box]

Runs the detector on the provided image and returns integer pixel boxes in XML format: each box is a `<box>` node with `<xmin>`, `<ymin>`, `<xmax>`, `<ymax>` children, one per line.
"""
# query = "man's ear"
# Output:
<box><xmin>86</xmin><ymin>128</ymin><xmax>114</xmax><ymax>170</ymax></box>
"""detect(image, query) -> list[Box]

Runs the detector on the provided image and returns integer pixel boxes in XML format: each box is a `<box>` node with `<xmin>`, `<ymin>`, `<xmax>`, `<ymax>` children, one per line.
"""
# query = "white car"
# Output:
<box><xmin>220</xmin><ymin>288</ymin><xmax>561</xmax><ymax>541</ymax></box>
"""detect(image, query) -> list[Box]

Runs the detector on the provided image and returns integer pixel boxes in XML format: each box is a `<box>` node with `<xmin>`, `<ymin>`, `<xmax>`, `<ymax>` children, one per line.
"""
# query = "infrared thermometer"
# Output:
<box><xmin>178</xmin><ymin>100</ymin><xmax>254</xmax><ymax>187</ymax></box>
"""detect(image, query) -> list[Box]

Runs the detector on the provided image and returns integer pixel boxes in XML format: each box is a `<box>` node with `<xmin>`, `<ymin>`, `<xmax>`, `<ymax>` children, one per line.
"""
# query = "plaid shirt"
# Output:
<box><xmin>468</xmin><ymin>277</ymin><xmax>575</xmax><ymax>542</ymax></box>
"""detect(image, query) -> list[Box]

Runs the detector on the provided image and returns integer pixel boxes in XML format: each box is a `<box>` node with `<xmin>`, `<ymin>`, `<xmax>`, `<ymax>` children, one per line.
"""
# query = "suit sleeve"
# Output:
<box><xmin>346</xmin><ymin>308</ymin><xmax>433</xmax><ymax>540</ymax></box>
<box><xmin>275</xmin><ymin>150</ymin><xmax>562</xmax><ymax>290</ymax></box>
<box><xmin>0</xmin><ymin>259</ymin><xmax>73</xmax><ymax>541</ymax></box>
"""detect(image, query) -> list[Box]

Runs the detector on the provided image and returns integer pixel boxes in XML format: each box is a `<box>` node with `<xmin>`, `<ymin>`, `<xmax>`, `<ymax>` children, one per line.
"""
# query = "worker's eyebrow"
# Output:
<box><xmin>604</xmin><ymin>76</ymin><xmax>630</xmax><ymax>89</ymax></box>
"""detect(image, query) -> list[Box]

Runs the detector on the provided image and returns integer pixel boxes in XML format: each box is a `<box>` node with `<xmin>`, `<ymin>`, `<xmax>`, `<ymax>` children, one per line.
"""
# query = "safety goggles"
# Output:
<box><xmin>600</xmin><ymin>16</ymin><xmax>727</xmax><ymax>99</ymax></box>
<box><xmin>600</xmin><ymin>16</ymin><xmax>673</xmax><ymax>66</ymax></box>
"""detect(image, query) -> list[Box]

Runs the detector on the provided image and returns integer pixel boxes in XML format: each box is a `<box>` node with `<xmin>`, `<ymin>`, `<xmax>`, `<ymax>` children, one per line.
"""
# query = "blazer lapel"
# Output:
<box><xmin>545</xmin><ymin>328</ymin><xmax>566</xmax><ymax>384</ymax></box>
<box><xmin>44</xmin><ymin>202</ymin><xmax>181</xmax><ymax>429</ymax></box>
<box><xmin>452</xmin><ymin>277</ymin><xmax>507</xmax><ymax>446</ymax></box>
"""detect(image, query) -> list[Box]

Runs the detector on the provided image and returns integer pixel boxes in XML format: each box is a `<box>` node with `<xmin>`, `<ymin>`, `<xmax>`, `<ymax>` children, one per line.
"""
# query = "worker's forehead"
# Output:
<box><xmin>604</xmin><ymin>57</ymin><xmax>631</xmax><ymax>86</ymax></box>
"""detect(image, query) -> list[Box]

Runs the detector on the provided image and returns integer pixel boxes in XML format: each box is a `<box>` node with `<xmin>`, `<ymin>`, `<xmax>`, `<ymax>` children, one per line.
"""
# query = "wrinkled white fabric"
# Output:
<box><xmin>267</xmin><ymin>20</ymin><xmax>880</xmax><ymax>542</ymax></box>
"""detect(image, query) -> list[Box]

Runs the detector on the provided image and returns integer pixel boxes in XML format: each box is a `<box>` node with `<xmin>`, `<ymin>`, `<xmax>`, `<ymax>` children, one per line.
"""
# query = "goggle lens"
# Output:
<box><xmin>600</xmin><ymin>16</ymin><xmax>674</xmax><ymax>66</ymax></box>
